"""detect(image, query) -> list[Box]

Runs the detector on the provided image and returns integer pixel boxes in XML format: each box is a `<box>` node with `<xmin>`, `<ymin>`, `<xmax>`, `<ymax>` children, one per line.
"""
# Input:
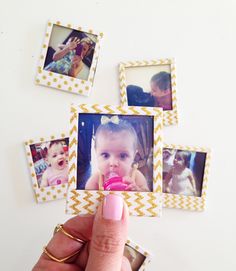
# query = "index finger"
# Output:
<box><xmin>42</xmin><ymin>215</ymin><xmax>94</xmax><ymax>263</ymax></box>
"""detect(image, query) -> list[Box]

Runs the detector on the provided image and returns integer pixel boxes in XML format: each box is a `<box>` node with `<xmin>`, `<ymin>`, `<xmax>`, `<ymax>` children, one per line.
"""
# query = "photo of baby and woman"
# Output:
<box><xmin>29</xmin><ymin>138</ymin><xmax>69</xmax><ymax>187</ymax></box>
<box><xmin>76</xmin><ymin>113</ymin><xmax>154</xmax><ymax>192</ymax></box>
<box><xmin>125</xmin><ymin>65</ymin><xmax>172</xmax><ymax>111</ymax></box>
<box><xmin>163</xmin><ymin>148</ymin><xmax>207</xmax><ymax>197</ymax></box>
<box><xmin>43</xmin><ymin>24</ymin><xmax>97</xmax><ymax>80</ymax></box>
<box><xmin>123</xmin><ymin>244</ymin><xmax>146</xmax><ymax>270</ymax></box>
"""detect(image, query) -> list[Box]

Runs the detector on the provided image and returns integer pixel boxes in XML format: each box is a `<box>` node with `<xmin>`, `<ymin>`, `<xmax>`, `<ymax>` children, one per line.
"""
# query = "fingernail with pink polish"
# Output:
<box><xmin>103</xmin><ymin>194</ymin><xmax>123</xmax><ymax>221</ymax></box>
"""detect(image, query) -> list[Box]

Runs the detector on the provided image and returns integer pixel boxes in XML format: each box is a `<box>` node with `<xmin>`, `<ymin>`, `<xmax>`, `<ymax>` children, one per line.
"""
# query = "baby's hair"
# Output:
<box><xmin>42</xmin><ymin>140</ymin><xmax>64</xmax><ymax>158</ymax></box>
<box><xmin>81</xmin><ymin>37</ymin><xmax>93</xmax><ymax>45</ymax></box>
<box><xmin>150</xmin><ymin>71</ymin><xmax>171</xmax><ymax>91</ymax></box>
<box><xmin>175</xmin><ymin>150</ymin><xmax>191</xmax><ymax>167</ymax></box>
<box><xmin>95</xmin><ymin>117</ymin><xmax>138</xmax><ymax>150</ymax></box>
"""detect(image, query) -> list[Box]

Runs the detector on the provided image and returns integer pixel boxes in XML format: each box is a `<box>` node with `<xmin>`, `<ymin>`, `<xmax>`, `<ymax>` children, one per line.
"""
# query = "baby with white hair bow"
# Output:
<box><xmin>85</xmin><ymin>115</ymin><xmax>150</xmax><ymax>192</ymax></box>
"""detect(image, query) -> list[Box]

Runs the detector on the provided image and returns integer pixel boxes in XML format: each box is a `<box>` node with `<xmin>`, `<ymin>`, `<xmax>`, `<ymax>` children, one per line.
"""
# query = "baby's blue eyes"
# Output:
<box><xmin>100</xmin><ymin>153</ymin><xmax>129</xmax><ymax>160</ymax></box>
<box><xmin>101</xmin><ymin>152</ymin><xmax>109</xmax><ymax>159</ymax></box>
<box><xmin>120</xmin><ymin>153</ymin><xmax>128</xmax><ymax>159</ymax></box>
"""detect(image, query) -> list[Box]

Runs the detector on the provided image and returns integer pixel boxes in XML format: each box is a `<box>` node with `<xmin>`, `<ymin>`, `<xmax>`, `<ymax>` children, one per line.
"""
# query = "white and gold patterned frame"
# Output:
<box><xmin>119</xmin><ymin>58</ymin><xmax>178</xmax><ymax>126</ymax></box>
<box><xmin>35</xmin><ymin>20</ymin><xmax>103</xmax><ymax>96</ymax></box>
<box><xmin>66</xmin><ymin>104</ymin><xmax>163</xmax><ymax>217</ymax></box>
<box><xmin>24</xmin><ymin>133</ymin><xmax>69</xmax><ymax>203</ymax></box>
<box><xmin>163</xmin><ymin>144</ymin><xmax>211</xmax><ymax>211</ymax></box>
<box><xmin>125</xmin><ymin>239</ymin><xmax>151</xmax><ymax>271</ymax></box>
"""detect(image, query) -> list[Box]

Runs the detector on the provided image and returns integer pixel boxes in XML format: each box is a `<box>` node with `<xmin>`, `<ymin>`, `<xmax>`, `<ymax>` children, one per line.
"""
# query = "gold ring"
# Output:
<box><xmin>54</xmin><ymin>224</ymin><xmax>86</xmax><ymax>245</ymax></box>
<box><xmin>43</xmin><ymin>246</ymin><xmax>80</xmax><ymax>263</ymax></box>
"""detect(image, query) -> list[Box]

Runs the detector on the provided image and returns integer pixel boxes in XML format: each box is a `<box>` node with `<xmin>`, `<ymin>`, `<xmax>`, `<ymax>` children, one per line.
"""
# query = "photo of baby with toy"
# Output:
<box><xmin>43</xmin><ymin>24</ymin><xmax>97</xmax><ymax>80</ymax></box>
<box><xmin>162</xmin><ymin>148</ymin><xmax>207</xmax><ymax>197</ymax></box>
<box><xmin>29</xmin><ymin>138</ymin><xmax>69</xmax><ymax>187</ymax></box>
<box><xmin>76</xmin><ymin>113</ymin><xmax>154</xmax><ymax>192</ymax></box>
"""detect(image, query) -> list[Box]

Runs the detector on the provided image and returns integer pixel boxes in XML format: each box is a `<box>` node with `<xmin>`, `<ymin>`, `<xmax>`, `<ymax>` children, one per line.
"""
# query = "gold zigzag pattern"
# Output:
<box><xmin>129</xmin><ymin>107</ymin><xmax>140</xmax><ymax>115</ymax></box>
<box><xmin>71</xmin><ymin>107</ymin><xmax>76</xmax><ymax>113</ymax></box>
<box><xmin>153</xmin><ymin>160</ymin><xmax>162</xmax><ymax>171</ymax></box>
<box><xmin>179</xmin><ymin>195</ymin><xmax>185</xmax><ymax>209</ymax></box>
<box><xmin>186</xmin><ymin>197</ymin><xmax>192</xmax><ymax>210</ymax></box>
<box><xmin>134</xmin><ymin>193</ymin><xmax>145</xmax><ymax>216</ymax></box>
<box><xmin>155</xmin><ymin>184</ymin><xmax>162</xmax><ymax>193</ymax></box>
<box><xmin>116</xmin><ymin>106</ymin><xmax>128</xmax><ymax>114</ymax></box>
<box><xmin>154</xmin><ymin>136</ymin><xmax>162</xmax><ymax>146</ymax></box>
<box><xmin>140</xmin><ymin>107</ymin><xmax>152</xmax><ymax>115</ymax></box>
<box><xmin>91</xmin><ymin>104</ymin><xmax>103</xmax><ymax>113</ymax></box>
<box><xmin>69</xmin><ymin>163</ymin><xmax>76</xmax><ymax>174</ymax></box>
<box><xmin>147</xmin><ymin>193</ymin><xmax>158</xmax><ymax>216</ymax></box>
<box><xmin>79</xmin><ymin>104</ymin><xmax>90</xmax><ymax>113</ymax></box>
<box><xmin>83</xmin><ymin>191</ymin><xmax>94</xmax><ymax>214</ymax></box>
<box><xmin>154</xmin><ymin>123</ymin><xmax>162</xmax><ymax>134</ymax></box>
<box><xmin>69</xmin><ymin>150</ymin><xmax>76</xmax><ymax>161</ymax></box>
<box><xmin>70</xmin><ymin>191</ymin><xmax>81</xmax><ymax>214</ymax></box>
<box><xmin>172</xmin><ymin>194</ymin><xmax>178</xmax><ymax>208</ymax></box>
<box><xmin>122</xmin><ymin>192</ymin><xmax>132</xmax><ymax>207</ymax></box>
<box><xmin>70</xmin><ymin>113</ymin><xmax>77</xmax><ymax>124</ymax></box>
<box><xmin>68</xmin><ymin>176</ymin><xmax>76</xmax><ymax>185</ymax></box>
<box><xmin>104</xmin><ymin>105</ymin><xmax>115</xmax><ymax>114</ymax></box>
<box><xmin>70</xmin><ymin>125</ymin><xmax>77</xmax><ymax>136</ymax></box>
<box><xmin>96</xmin><ymin>191</ymin><xmax>104</xmax><ymax>203</ymax></box>
<box><xmin>69</xmin><ymin>138</ymin><xmax>77</xmax><ymax>148</ymax></box>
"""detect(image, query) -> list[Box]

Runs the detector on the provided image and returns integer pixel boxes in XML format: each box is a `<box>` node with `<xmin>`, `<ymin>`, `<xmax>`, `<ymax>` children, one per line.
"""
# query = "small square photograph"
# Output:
<box><xmin>67</xmin><ymin>105</ymin><xmax>163</xmax><ymax>216</ymax></box>
<box><xmin>119</xmin><ymin>59</ymin><xmax>178</xmax><ymax>126</ymax></box>
<box><xmin>125</xmin><ymin>65</ymin><xmax>172</xmax><ymax>111</ymax></box>
<box><xmin>163</xmin><ymin>148</ymin><xmax>207</xmax><ymax>197</ymax></box>
<box><xmin>29</xmin><ymin>138</ymin><xmax>69</xmax><ymax>187</ymax></box>
<box><xmin>124</xmin><ymin>244</ymin><xmax>146</xmax><ymax>271</ymax></box>
<box><xmin>77</xmin><ymin>113</ymin><xmax>154</xmax><ymax>192</ymax></box>
<box><xmin>44</xmin><ymin>24</ymin><xmax>97</xmax><ymax>81</ymax></box>
<box><xmin>36</xmin><ymin>21</ymin><xmax>103</xmax><ymax>96</ymax></box>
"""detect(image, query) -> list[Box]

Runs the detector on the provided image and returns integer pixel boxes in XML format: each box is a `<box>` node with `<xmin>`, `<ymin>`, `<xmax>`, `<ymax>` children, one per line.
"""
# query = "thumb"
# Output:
<box><xmin>86</xmin><ymin>194</ymin><xmax>129</xmax><ymax>271</ymax></box>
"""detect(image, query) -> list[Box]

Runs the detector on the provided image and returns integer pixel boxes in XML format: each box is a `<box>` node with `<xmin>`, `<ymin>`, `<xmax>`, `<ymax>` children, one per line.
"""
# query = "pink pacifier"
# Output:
<box><xmin>103</xmin><ymin>172</ymin><xmax>129</xmax><ymax>191</ymax></box>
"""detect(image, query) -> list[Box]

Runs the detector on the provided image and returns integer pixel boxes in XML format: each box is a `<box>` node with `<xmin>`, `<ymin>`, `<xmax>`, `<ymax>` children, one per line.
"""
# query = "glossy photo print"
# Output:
<box><xmin>162</xmin><ymin>144</ymin><xmax>211</xmax><ymax>211</ymax></box>
<box><xmin>163</xmin><ymin>148</ymin><xmax>206</xmax><ymax>197</ymax></box>
<box><xmin>25</xmin><ymin>135</ymin><xmax>69</xmax><ymax>203</ymax></box>
<box><xmin>43</xmin><ymin>24</ymin><xmax>97</xmax><ymax>80</ymax></box>
<box><xmin>66</xmin><ymin>104</ymin><xmax>163</xmax><ymax>217</ymax></box>
<box><xmin>36</xmin><ymin>21</ymin><xmax>103</xmax><ymax>96</ymax></box>
<box><xmin>126</xmin><ymin>65</ymin><xmax>172</xmax><ymax>110</ymax></box>
<box><xmin>77</xmin><ymin>113</ymin><xmax>154</xmax><ymax>192</ymax></box>
<box><xmin>119</xmin><ymin>59</ymin><xmax>178</xmax><ymax>126</ymax></box>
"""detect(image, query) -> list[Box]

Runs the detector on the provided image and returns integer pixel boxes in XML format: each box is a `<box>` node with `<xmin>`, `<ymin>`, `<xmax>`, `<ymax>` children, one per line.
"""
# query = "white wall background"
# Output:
<box><xmin>0</xmin><ymin>0</ymin><xmax>235</xmax><ymax>270</ymax></box>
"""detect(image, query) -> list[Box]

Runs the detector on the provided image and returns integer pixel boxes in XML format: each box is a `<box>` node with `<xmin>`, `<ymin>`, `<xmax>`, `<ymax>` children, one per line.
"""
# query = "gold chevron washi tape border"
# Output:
<box><xmin>24</xmin><ymin>133</ymin><xmax>69</xmax><ymax>203</ymax></box>
<box><xmin>66</xmin><ymin>104</ymin><xmax>163</xmax><ymax>217</ymax></box>
<box><xmin>35</xmin><ymin>20</ymin><xmax>103</xmax><ymax>97</ymax></box>
<box><xmin>162</xmin><ymin>143</ymin><xmax>211</xmax><ymax>211</ymax></box>
<box><xmin>125</xmin><ymin>238</ymin><xmax>152</xmax><ymax>271</ymax></box>
<box><xmin>119</xmin><ymin>58</ymin><xmax>178</xmax><ymax>126</ymax></box>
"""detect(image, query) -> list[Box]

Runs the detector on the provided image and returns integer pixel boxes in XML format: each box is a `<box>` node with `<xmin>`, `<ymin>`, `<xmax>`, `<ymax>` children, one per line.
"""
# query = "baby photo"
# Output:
<box><xmin>29</xmin><ymin>138</ymin><xmax>69</xmax><ymax>187</ymax></box>
<box><xmin>125</xmin><ymin>64</ymin><xmax>173</xmax><ymax>111</ymax></box>
<box><xmin>162</xmin><ymin>148</ymin><xmax>207</xmax><ymax>197</ymax></box>
<box><xmin>43</xmin><ymin>24</ymin><xmax>97</xmax><ymax>80</ymax></box>
<box><xmin>76</xmin><ymin>113</ymin><xmax>154</xmax><ymax>192</ymax></box>
<box><xmin>124</xmin><ymin>244</ymin><xmax>147</xmax><ymax>270</ymax></box>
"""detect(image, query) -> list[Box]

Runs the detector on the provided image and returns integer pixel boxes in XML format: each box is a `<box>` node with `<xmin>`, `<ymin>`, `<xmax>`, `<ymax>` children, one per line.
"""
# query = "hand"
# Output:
<box><xmin>32</xmin><ymin>194</ymin><xmax>131</xmax><ymax>271</ymax></box>
<box><xmin>71</xmin><ymin>55</ymin><xmax>82</xmax><ymax>69</ymax></box>
<box><xmin>123</xmin><ymin>176</ymin><xmax>139</xmax><ymax>191</ymax></box>
<box><xmin>66</xmin><ymin>37</ymin><xmax>80</xmax><ymax>50</ymax></box>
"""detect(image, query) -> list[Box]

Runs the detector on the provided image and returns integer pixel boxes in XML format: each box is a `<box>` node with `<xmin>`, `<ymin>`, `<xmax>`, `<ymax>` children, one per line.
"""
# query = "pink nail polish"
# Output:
<box><xmin>103</xmin><ymin>194</ymin><xmax>123</xmax><ymax>221</ymax></box>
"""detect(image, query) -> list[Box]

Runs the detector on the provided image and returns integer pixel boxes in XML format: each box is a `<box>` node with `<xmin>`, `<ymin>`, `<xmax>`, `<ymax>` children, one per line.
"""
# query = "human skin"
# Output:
<box><xmin>32</xmin><ymin>194</ymin><xmax>131</xmax><ymax>271</ymax></box>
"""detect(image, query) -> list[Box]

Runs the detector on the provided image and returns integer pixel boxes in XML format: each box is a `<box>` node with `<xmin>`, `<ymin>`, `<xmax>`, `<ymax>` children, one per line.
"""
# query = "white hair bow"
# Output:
<box><xmin>101</xmin><ymin>115</ymin><xmax>119</xmax><ymax>125</ymax></box>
